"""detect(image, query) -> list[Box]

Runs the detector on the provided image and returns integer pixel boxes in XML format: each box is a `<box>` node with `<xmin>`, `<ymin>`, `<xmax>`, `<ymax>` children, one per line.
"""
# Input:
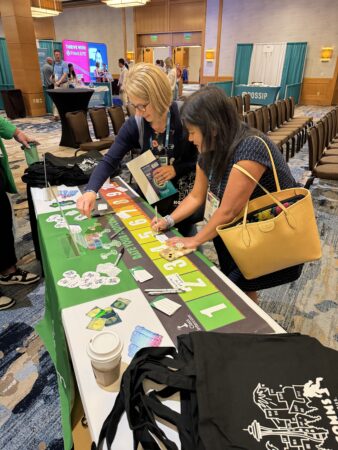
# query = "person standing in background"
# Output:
<box><xmin>0</xmin><ymin>117</ymin><xmax>40</xmax><ymax>310</ymax></box>
<box><xmin>164</xmin><ymin>57</ymin><xmax>177</xmax><ymax>100</ymax></box>
<box><xmin>52</xmin><ymin>49</ymin><xmax>68</xmax><ymax>120</ymax></box>
<box><xmin>118</xmin><ymin>58</ymin><xmax>128</xmax><ymax>107</ymax></box>
<box><xmin>42</xmin><ymin>57</ymin><xmax>54</xmax><ymax>89</ymax></box>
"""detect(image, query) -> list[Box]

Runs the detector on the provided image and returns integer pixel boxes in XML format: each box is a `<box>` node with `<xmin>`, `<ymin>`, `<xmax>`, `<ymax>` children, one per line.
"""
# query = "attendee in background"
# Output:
<box><xmin>164</xmin><ymin>57</ymin><xmax>177</xmax><ymax>100</ymax></box>
<box><xmin>94</xmin><ymin>62</ymin><xmax>103</xmax><ymax>82</ymax></box>
<box><xmin>67</xmin><ymin>63</ymin><xmax>79</xmax><ymax>87</ymax></box>
<box><xmin>124</xmin><ymin>59</ymin><xmax>130</xmax><ymax>70</ymax></box>
<box><xmin>77</xmin><ymin>63</ymin><xmax>201</xmax><ymax>236</ymax></box>
<box><xmin>118</xmin><ymin>58</ymin><xmax>128</xmax><ymax>107</ymax></box>
<box><xmin>52</xmin><ymin>49</ymin><xmax>68</xmax><ymax>87</ymax></box>
<box><xmin>182</xmin><ymin>66</ymin><xmax>189</xmax><ymax>84</ymax></box>
<box><xmin>151</xmin><ymin>86</ymin><xmax>303</xmax><ymax>302</ymax></box>
<box><xmin>176</xmin><ymin>64</ymin><xmax>182</xmax><ymax>98</ymax></box>
<box><xmin>155</xmin><ymin>59</ymin><xmax>164</xmax><ymax>71</ymax></box>
<box><xmin>42</xmin><ymin>57</ymin><xmax>54</xmax><ymax>89</ymax></box>
<box><xmin>52</xmin><ymin>49</ymin><xmax>68</xmax><ymax>120</ymax></box>
<box><xmin>0</xmin><ymin>117</ymin><xmax>40</xmax><ymax>310</ymax></box>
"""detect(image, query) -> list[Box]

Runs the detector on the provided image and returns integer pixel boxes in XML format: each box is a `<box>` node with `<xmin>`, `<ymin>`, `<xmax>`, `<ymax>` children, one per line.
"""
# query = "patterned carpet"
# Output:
<box><xmin>0</xmin><ymin>106</ymin><xmax>337</xmax><ymax>449</ymax></box>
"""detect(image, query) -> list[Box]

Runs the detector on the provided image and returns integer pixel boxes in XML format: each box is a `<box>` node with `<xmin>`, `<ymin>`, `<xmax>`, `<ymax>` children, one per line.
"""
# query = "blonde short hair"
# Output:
<box><xmin>164</xmin><ymin>57</ymin><xmax>174</xmax><ymax>69</ymax></box>
<box><xmin>124</xmin><ymin>63</ymin><xmax>172</xmax><ymax>117</ymax></box>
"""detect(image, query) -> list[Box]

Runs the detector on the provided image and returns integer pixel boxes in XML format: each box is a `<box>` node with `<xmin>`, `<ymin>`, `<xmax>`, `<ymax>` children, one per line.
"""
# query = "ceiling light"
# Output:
<box><xmin>102</xmin><ymin>0</ymin><xmax>150</xmax><ymax>8</ymax></box>
<box><xmin>31</xmin><ymin>0</ymin><xmax>63</xmax><ymax>18</ymax></box>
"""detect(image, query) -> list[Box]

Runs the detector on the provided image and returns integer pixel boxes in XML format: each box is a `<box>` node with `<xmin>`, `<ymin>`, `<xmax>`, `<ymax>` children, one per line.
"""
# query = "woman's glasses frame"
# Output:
<box><xmin>127</xmin><ymin>101</ymin><xmax>149</xmax><ymax>112</ymax></box>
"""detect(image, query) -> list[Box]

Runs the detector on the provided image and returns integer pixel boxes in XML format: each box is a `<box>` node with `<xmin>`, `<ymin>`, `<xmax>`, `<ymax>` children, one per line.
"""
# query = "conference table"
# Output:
<box><xmin>46</xmin><ymin>88</ymin><xmax>94</xmax><ymax>148</ymax></box>
<box><xmin>31</xmin><ymin>178</ymin><xmax>284</xmax><ymax>449</ymax></box>
<box><xmin>233</xmin><ymin>84</ymin><xmax>281</xmax><ymax>105</ymax></box>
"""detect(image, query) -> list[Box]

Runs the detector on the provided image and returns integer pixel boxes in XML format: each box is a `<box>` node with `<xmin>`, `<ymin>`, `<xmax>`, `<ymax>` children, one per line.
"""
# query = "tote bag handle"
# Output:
<box><xmin>252</xmin><ymin>135</ymin><xmax>281</xmax><ymax>192</ymax></box>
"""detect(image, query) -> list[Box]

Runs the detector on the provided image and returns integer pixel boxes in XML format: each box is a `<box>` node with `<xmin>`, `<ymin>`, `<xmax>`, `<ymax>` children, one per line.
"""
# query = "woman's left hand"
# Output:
<box><xmin>153</xmin><ymin>165</ymin><xmax>176</xmax><ymax>184</ymax></box>
<box><xmin>166</xmin><ymin>236</ymin><xmax>199</xmax><ymax>250</ymax></box>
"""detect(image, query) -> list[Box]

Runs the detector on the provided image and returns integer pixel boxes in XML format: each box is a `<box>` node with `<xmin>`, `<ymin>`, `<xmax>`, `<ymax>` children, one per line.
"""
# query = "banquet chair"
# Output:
<box><xmin>107</xmin><ymin>106</ymin><xmax>125</xmax><ymax>136</ymax></box>
<box><xmin>307</xmin><ymin>126</ymin><xmax>338</xmax><ymax>184</ymax></box>
<box><xmin>245</xmin><ymin>111</ymin><xmax>255</xmax><ymax>128</ymax></box>
<box><xmin>108</xmin><ymin>106</ymin><xmax>141</xmax><ymax>183</ymax></box>
<box><xmin>126</xmin><ymin>104</ymin><xmax>136</xmax><ymax>117</ymax></box>
<box><xmin>89</xmin><ymin>108</ymin><xmax>114</xmax><ymax>145</ymax></box>
<box><xmin>243</xmin><ymin>93</ymin><xmax>251</xmax><ymax>113</ymax></box>
<box><xmin>235</xmin><ymin>95</ymin><xmax>244</xmax><ymax>115</ymax></box>
<box><xmin>66</xmin><ymin>111</ymin><xmax>111</xmax><ymax>156</ymax></box>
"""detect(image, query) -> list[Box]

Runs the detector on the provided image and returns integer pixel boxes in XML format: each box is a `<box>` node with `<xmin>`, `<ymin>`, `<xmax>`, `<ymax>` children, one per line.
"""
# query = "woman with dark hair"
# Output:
<box><xmin>67</xmin><ymin>63</ymin><xmax>78</xmax><ymax>86</ymax></box>
<box><xmin>151</xmin><ymin>86</ymin><xmax>302</xmax><ymax>301</ymax></box>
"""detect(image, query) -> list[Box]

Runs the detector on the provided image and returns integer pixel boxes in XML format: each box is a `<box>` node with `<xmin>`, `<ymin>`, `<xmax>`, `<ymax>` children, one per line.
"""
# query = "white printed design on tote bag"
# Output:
<box><xmin>245</xmin><ymin>377</ymin><xmax>337</xmax><ymax>449</ymax></box>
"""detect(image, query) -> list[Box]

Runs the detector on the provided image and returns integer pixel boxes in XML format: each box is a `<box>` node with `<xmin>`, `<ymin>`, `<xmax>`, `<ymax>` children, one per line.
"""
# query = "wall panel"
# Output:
<box><xmin>169</xmin><ymin>1</ymin><xmax>204</xmax><ymax>32</ymax></box>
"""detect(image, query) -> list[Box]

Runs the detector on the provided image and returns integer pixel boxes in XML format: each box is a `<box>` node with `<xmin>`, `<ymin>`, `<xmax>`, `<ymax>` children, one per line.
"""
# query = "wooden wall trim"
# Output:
<box><xmin>202</xmin><ymin>75</ymin><xmax>233</xmax><ymax>83</ymax></box>
<box><xmin>215</xmin><ymin>0</ymin><xmax>223</xmax><ymax>78</ymax></box>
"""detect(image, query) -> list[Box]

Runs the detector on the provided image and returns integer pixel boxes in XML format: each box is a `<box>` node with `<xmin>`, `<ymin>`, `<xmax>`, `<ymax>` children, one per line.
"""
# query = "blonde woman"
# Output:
<box><xmin>77</xmin><ymin>63</ymin><xmax>200</xmax><ymax>235</ymax></box>
<box><xmin>164</xmin><ymin>57</ymin><xmax>178</xmax><ymax>100</ymax></box>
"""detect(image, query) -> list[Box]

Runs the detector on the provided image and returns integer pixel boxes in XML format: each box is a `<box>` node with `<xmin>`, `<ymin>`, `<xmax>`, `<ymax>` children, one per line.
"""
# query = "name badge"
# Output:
<box><xmin>204</xmin><ymin>190</ymin><xmax>220</xmax><ymax>222</ymax></box>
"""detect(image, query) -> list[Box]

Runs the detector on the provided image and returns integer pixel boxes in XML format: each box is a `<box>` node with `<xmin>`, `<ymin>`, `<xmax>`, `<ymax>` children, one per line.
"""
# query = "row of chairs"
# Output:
<box><xmin>228</xmin><ymin>94</ymin><xmax>251</xmax><ymax>116</ymax></box>
<box><xmin>66</xmin><ymin>106</ymin><xmax>128</xmax><ymax>156</ymax></box>
<box><xmin>243</xmin><ymin>98</ymin><xmax>312</xmax><ymax>161</ymax></box>
<box><xmin>307</xmin><ymin>107</ymin><xmax>338</xmax><ymax>182</ymax></box>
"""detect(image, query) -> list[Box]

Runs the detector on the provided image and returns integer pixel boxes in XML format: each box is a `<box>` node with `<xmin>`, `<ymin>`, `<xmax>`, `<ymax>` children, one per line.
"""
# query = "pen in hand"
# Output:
<box><xmin>155</xmin><ymin>206</ymin><xmax>159</xmax><ymax>233</ymax></box>
<box><xmin>113</xmin><ymin>246</ymin><xmax>125</xmax><ymax>267</ymax></box>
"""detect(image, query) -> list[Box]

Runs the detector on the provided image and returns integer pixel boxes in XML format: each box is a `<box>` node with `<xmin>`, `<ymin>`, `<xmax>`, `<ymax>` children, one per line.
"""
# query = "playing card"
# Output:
<box><xmin>86</xmin><ymin>306</ymin><xmax>105</xmax><ymax>318</ymax></box>
<box><xmin>111</xmin><ymin>298</ymin><xmax>131</xmax><ymax>310</ymax></box>
<box><xmin>86</xmin><ymin>318</ymin><xmax>106</xmax><ymax>331</ymax></box>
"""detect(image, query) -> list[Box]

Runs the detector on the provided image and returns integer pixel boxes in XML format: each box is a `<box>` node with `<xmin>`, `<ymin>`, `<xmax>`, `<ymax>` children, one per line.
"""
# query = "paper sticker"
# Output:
<box><xmin>131</xmin><ymin>266</ymin><xmax>153</xmax><ymax>283</ymax></box>
<box><xmin>128</xmin><ymin>325</ymin><xmax>163</xmax><ymax>358</ymax></box>
<box><xmin>111</xmin><ymin>298</ymin><xmax>131</xmax><ymax>310</ymax></box>
<box><xmin>150</xmin><ymin>296</ymin><xmax>182</xmax><ymax>316</ymax></box>
<box><xmin>87</xmin><ymin>318</ymin><xmax>106</xmax><ymax>331</ymax></box>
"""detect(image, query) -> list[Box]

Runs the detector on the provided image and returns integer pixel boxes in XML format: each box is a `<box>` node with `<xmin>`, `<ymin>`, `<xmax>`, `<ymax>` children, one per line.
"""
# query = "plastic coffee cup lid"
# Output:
<box><xmin>87</xmin><ymin>331</ymin><xmax>123</xmax><ymax>362</ymax></box>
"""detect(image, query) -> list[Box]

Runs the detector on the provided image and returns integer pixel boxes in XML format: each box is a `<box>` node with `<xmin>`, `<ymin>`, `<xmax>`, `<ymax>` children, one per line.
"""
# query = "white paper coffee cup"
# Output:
<box><xmin>87</xmin><ymin>331</ymin><xmax>123</xmax><ymax>386</ymax></box>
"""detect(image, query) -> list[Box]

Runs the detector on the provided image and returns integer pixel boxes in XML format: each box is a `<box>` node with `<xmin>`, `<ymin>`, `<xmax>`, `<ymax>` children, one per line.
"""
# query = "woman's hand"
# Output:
<box><xmin>166</xmin><ymin>236</ymin><xmax>199</xmax><ymax>250</ymax></box>
<box><xmin>153</xmin><ymin>165</ymin><xmax>176</xmax><ymax>185</ymax></box>
<box><xmin>76</xmin><ymin>191</ymin><xmax>97</xmax><ymax>218</ymax></box>
<box><xmin>151</xmin><ymin>217</ymin><xmax>168</xmax><ymax>232</ymax></box>
<box><xmin>13</xmin><ymin>129</ymin><xmax>37</xmax><ymax>149</ymax></box>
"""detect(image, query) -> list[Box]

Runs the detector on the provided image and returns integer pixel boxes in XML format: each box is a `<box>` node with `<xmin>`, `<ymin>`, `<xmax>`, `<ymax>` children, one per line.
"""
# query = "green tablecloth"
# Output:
<box><xmin>35</xmin><ymin>212</ymin><xmax>138</xmax><ymax>449</ymax></box>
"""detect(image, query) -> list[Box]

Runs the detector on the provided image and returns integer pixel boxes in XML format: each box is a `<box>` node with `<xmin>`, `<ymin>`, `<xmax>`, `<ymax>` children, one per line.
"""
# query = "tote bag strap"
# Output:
<box><xmin>234</xmin><ymin>164</ymin><xmax>297</xmax><ymax>231</ymax></box>
<box><xmin>252</xmin><ymin>135</ymin><xmax>281</xmax><ymax>192</ymax></box>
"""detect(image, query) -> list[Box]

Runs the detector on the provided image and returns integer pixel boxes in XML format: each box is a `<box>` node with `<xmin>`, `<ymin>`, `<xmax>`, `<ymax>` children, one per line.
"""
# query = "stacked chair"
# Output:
<box><xmin>66</xmin><ymin>110</ymin><xmax>112</xmax><ymax>156</ymax></box>
<box><xmin>306</xmin><ymin>109</ymin><xmax>338</xmax><ymax>187</ymax></box>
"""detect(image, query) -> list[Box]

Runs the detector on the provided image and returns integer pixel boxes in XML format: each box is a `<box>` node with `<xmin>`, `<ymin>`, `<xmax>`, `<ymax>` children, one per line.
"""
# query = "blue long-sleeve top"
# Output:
<box><xmin>86</xmin><ymin>102</ymin><xmax>198</xmax><ymax>192</ymax></box>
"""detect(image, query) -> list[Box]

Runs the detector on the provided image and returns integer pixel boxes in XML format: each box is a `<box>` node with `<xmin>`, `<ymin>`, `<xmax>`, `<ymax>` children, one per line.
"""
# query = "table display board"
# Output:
<box><xmin>233</xmin><ymin>84</ymin><xmax>280</xmax><ymax>105</ymax></box>
<box><xmin>34</xmin><ymin>178</ymin><xmax>283</xmax><ymax>449</ymax></box>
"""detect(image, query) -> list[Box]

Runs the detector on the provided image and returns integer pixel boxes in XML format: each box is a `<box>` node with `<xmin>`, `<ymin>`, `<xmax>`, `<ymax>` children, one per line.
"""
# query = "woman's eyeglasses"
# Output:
<box><xmin>127</xmin><ymin>102</ymin><xmax>149</xmax><ymax>112</ymax></box>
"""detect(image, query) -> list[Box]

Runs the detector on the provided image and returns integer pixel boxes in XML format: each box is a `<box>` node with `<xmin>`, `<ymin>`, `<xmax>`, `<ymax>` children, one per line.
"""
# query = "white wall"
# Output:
<box><xmin>153</xmin><ymin>47</ymin><xmax>171</xmax><ymax>63</ymax></box>
<box><xmin>217</xmin><ymin>0</ymin><xmax>338</xmax><ymax>78</ymax></box>
<box><xmin>203</xmin><ymin>0</ymin><xmax>219</xmax><ymax>76</ymax></box>
<box><xmin>53</xmin><ymin>4</ymin><xmax>124</xmax><ymax>74</ymax></box>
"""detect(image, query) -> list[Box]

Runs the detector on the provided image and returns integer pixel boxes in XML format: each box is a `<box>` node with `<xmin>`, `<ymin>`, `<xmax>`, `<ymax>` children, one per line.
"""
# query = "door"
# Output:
<box><xmin>143</xmin><ymin>48</ymin><xmax>154</xmax><ymax>63</ymax></box>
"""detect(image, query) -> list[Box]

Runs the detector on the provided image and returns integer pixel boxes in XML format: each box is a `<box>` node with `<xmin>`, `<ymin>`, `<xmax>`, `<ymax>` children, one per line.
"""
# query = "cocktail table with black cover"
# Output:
<box><xmin>47</xmin><ymin>88</ymin><xmax>94</xmax><ymax>148</ymax></box>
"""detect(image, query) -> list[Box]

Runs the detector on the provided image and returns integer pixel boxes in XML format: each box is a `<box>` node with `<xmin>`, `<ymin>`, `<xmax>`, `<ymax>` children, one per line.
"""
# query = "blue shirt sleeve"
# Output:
<box><xmin>86</xmin><ymin>117</ymin><xmax>140</xmax><ymax>192</ymax></box>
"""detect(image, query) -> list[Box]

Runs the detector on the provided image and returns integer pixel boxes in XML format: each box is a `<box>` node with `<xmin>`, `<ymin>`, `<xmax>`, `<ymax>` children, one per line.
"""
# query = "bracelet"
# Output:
<box><xmin>164</xmin><ymin>215</ymin><xmax>175</xmax><ymax>228</ymax></box>
<box><xmin>84</xmin><ymin>189</ymin><xmax>97</xmax><ymax>195</ymax></box>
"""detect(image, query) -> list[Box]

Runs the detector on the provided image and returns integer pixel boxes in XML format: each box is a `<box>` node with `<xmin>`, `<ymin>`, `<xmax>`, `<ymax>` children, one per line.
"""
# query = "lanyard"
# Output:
<box><xmin>149</xmin><ymin>111</ymin><xmax>171</xmax><ymax>152</ymax></box>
